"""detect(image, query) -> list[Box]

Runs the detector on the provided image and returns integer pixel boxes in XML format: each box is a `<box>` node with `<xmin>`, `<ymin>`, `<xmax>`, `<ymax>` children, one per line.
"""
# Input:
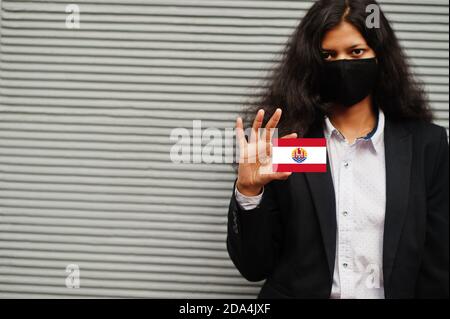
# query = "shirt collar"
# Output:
<box><xmin>324</xmin><ymin>108</ymin><xmax>385</xmax><ymax>153</ymax></box>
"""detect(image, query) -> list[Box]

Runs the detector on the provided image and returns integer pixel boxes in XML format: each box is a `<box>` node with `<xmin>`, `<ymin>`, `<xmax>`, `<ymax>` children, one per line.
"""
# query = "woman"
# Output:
<box><xmin>227</xmin><ymin>0</ymin><xmax>448</xmax><ymax>299</ymax></box>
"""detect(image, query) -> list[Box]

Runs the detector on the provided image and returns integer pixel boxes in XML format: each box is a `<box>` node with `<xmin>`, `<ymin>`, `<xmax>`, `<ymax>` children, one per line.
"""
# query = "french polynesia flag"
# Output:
<box><xmin>272</xmin><ymin>138</ymin><xmax>327</xmax><ymax>173</ymax></box>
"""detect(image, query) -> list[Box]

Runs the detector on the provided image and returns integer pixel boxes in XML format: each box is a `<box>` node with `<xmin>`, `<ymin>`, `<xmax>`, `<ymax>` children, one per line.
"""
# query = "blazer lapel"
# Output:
<box><xmin>303</xmin><ymin>124</ymin><xmax>337</xmax><ymax>279</ymax></box>
<box><xmin>383</xmin><ymin>119</ymin><xmax>413</xmax><ymax>290</ymax></box>
<box><xmin>300</xmin><ymin>117</ymin><xmax>412</xmax><ymax>290</ymax></box>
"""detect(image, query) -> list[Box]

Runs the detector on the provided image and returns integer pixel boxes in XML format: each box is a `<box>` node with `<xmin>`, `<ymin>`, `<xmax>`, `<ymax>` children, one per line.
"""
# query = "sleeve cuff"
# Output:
<box><xmin>235</xmin><ymin>186</ymin><xmax>264</xmax><ymax>211</ymax></box>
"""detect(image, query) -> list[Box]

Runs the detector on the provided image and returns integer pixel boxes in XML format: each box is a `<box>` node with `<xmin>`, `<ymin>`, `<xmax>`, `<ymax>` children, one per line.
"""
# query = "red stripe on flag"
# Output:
<box><xmin>273</xmin><ymin>164</ymin><xmax>327</xmax><ymax>173</ymax></box>
<box><xmin>273</xmin><ymin>138</ymin><xmax>327</xmax><ymax>147</ymax></box>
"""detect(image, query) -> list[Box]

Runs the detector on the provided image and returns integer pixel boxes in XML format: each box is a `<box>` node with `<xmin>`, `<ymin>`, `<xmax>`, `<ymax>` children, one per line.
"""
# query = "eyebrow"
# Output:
<box><xmin>348</xmin><ymin>44</ymin><xmax>364</xmax><ymax>49</ymax></box>
<box><xmin>321</xmin><ymin>44</ymin><xmax>365</xmax><ymax>52</ymax></box>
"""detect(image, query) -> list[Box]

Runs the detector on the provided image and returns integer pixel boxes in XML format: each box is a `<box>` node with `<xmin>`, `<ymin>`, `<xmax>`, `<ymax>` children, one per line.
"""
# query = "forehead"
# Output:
<box><xmin>321</xmin><ymin>21</ymin><xmax>368</xmax><ymax>50</ymax></box>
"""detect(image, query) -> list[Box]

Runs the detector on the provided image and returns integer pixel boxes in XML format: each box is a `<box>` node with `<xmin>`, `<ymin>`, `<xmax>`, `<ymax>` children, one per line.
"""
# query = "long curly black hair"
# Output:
<box><xmin>244</xmin><ymin>0</ymin><xmax>433</xmax><ymax>136</ymax></box>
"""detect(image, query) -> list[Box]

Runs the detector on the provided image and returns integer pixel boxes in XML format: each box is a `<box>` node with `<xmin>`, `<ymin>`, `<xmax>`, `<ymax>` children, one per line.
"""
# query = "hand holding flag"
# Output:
<box><xmin>235</xmin><ymin>108</ymin><xmax>297</xmax><ymax>197</ymax></box>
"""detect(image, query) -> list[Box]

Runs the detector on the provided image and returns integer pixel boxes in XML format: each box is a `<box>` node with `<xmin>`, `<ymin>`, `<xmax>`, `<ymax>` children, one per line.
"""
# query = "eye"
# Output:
<box><xmin>351</xmin><ymin>49</ymin><xmax>365</xmax><ymax>56</ymax></box>
<box><xmin>321</xmin><ymin>52</ymin><xmax>334</xmax><ymax>61</ymax></box>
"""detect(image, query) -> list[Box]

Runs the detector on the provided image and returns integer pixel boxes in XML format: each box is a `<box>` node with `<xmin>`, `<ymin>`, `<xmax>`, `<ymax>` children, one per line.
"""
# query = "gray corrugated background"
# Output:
<box><xmin>0</xmin><ymin>0</ymin><xmax>448</xmax><ymax>298</ymax></box>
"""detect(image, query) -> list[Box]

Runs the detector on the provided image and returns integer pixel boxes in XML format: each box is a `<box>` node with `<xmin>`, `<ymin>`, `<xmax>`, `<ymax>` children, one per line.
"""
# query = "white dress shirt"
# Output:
<box><xmin>235</xmin><ymin>108</ymin><xmax>386</xmax><ymax>299</ymax></box>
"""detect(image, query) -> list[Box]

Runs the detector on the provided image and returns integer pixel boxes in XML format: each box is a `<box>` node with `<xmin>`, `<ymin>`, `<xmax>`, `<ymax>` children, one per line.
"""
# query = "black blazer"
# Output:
<box><xmin>227</xmin><ymin>118</ymin><xmax>449</xmax><ymax>299</ymax></box>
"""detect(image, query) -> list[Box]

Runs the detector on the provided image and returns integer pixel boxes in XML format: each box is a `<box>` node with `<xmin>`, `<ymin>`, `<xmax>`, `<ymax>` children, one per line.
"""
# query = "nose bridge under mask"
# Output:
<box><xmin>338</xmin><ymin>59</ymin><xmax>351</xmax><ymax>96</ymax></box>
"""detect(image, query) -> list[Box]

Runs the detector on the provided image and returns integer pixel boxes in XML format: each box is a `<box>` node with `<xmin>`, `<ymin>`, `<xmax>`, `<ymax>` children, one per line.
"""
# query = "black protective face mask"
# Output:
<box><xmin>319</xmin><ymin>58</ymin><xmax>379</xmax><ymax>108</ymax></box>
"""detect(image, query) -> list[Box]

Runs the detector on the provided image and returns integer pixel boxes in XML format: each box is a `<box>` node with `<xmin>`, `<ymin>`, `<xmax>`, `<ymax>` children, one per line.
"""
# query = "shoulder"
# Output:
<box><xmin>396</xmin><ymin>119</ymin><xmax>448</xmax><ymax>145</ymax></box>
<box><xmin>396</xmin><ymin>120</ymin><xmax>448</xmax><ymax>185</ymax></box>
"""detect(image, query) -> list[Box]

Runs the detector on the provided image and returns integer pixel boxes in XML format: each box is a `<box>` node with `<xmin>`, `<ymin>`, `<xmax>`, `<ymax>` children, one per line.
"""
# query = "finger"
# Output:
<box><xmin>264</xmin><ymin>136</ymin><xmax>273</xmax><ymax>158</ymax></box>
<box><xmin>258</xmin><ymin>139</ymin><xmax>271</xmax><ymax>164</ymax></box>
<box><xmin>271</xmin><ymin>172</ymin><xmax>292</xmax><ymax>180</ymax></box>
<box><xmin>281</xmin><ymin>133</ymin><xmax>298</xmax><ymax>139</ymax></box>
<box><xmin>266</xmin><ymin>133</ymin><xmax>298</xmax><ymax>156</ymax></box>
<box><xmin>265</xmin><ymin>132</ymin><xmax>298</xmax><ymax>158</ymax></box>
<box><xmin>265</xmin><ymin>108</ymin><xmax>282</xmax><ymax>130</ymax></box>
<box><xmin>260</xmin><ymin>172</ymin><xmax>292</xmax><ymax>183</ymax></box>
<box><xmin>235</xmin><ymin>117</ymin><xmax>247</xmax><ymax>147</ymax></box>
<box><xmin>236</xmin><ymin>117</ymin><xmax>248</xmax><ymax>163</ymax></box>
<box><xmin>250</xmin><ymin>109</ymin><xmax>264</xmax><ymax>144</ymax></box>
<box><xmin>265</xmin><ymin>108</ymin><xmax>282</xmax><ymax>146</ymax></box>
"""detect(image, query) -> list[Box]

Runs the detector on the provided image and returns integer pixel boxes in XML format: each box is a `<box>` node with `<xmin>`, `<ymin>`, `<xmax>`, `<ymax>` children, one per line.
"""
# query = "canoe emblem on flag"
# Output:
<box><xmin>292</xmin><ymin>147</ymin><xmax>308</xmax><ymax>163</ymax></box>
